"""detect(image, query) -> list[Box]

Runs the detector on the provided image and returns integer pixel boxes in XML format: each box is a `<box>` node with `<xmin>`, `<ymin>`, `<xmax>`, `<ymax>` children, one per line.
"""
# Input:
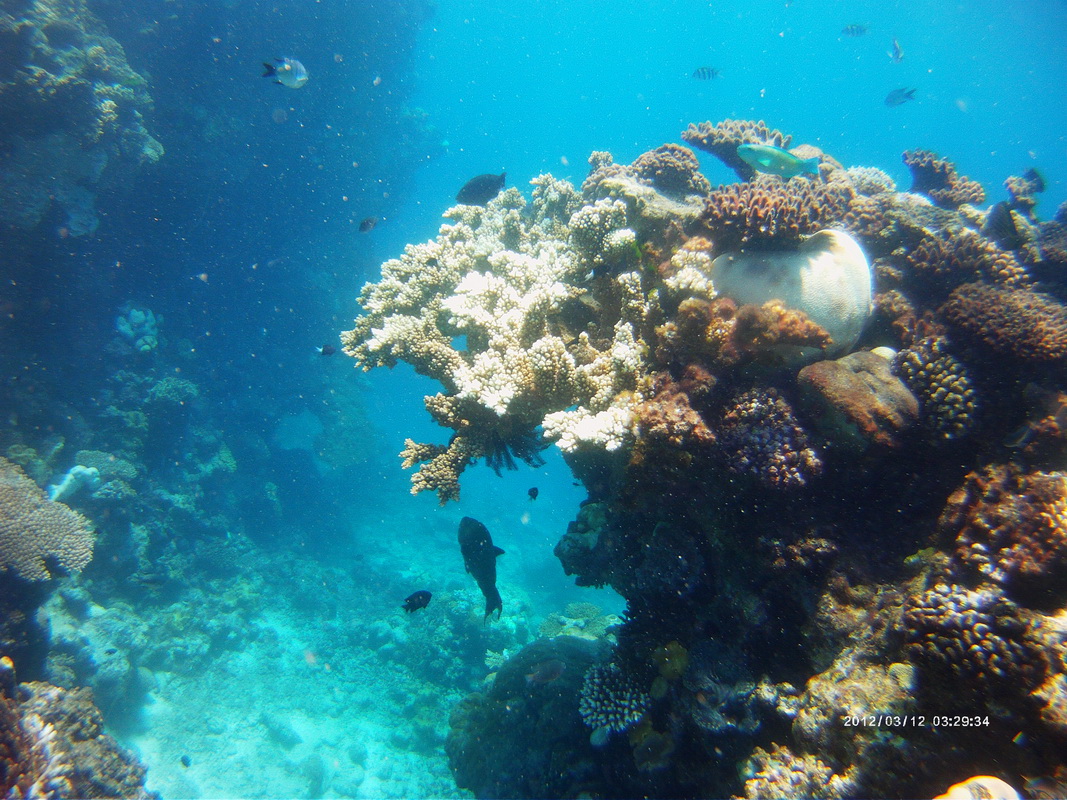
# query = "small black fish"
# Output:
<box><xmin>402</xmin><ymin>590</ymin><xmax>432</xmax><ymax>613</ymax></box>
<box><xmin>456</xmin><ymin>172</ymin><xmax>506</xmax><ymax>205</ymax></box>
<box><xmin>317</xmin><ymin>344</ymin><xmax>336</xmax><ymax>356</ymax></box>
<box><xmin>528</xmin><ymin>486</ymin><xmax>538</xmax><ymax>501</ymax></box>
<box><xmin>884</xmin><ymin>87</ymin><xmax>916</xmax><ymax>107</ymax></box>
<box><xmin>359</xmin><ymin>216</ymin><xmax>378</xmax><ymax>233</ymax></box>
<box><xmin>180</xmin><ymin>755</ymin><xmax>192</xmax><ymax>768</ymax></box>
<box><xmin>104</xmin><ymin>647</ymin><xmax>118</xmax><ymax>655</ymax></box>
<box><xmin>842</xmin><ymin>24</ymin><xmax>868</xmax><ymax>37</ymax></box>
<box><xmin>458</xmin><ymin>516</ymin><xmax>504</xmax><ymax>622</ymax></box>
<box><xmin>691</xmin><ymin>66</ymin><xmax>720</xmax><ymax>80</ymax></box>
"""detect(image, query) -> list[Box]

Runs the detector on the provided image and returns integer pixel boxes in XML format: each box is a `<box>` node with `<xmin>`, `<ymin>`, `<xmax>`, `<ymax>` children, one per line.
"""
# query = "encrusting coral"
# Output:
<box><xmin>0</xmin><ymin>456</ymin><xmax>95</xmax><ymax>582</ymax></box>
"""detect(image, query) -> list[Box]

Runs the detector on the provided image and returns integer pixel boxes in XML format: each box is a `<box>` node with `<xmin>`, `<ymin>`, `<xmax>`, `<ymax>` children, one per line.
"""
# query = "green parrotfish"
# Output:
<box><xmin>736</xmin><ymin>144</ymin><xmax>820</xmax><ymax>179</ymax></box>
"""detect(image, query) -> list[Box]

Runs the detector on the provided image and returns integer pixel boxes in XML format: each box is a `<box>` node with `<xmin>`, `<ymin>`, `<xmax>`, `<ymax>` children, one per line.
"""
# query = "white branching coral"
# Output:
<box><xmin>342</xmin><ymin>166</ymin><xmax>671</xmax><ymax>501</ymax></box>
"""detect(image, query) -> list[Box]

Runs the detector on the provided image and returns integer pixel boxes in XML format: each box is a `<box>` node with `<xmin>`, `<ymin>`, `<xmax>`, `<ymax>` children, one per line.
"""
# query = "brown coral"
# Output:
<box><xmin>903</xmin><ymin>582</ymin><xmax>1047</xmax><ymax>701</ymax></box>
<box><xmin>632</xmin><ymin>370</ymin><xmax>716</xmax><ymax>452</ymax></box>
<box><xmin>630</xmin><ymin>144</ymin><xmax>711</xmax><ymax>200</ymax></box>
<box><xmin>681</xmin><ymin>119</ymin><xmax>792</xmax><ymax>181</ymax></box>
<box><xmin>1004</xmin><ymin>168</ymin><xmax>1045</xmax><ymax>215</ymax></box>
<box><xmin>903</xmin><ymin>228</ymin><xmax>1030</xmax><ymax>293</ymax></box>
<box><xmin>698</xmin><ymin>177</ymin><xmax>858</xmax><ymax>251</ymax></box>
<box><xmin>941</xmin><ymin>283</ymin><xmax>1067</xmax><ymax>365</ymax></box>
<box><xmin>941</xmin><ymin>464</ymin><xmax>1067</xmax><ymax>602</ymax></box>
<box><xmin>0</xmin><ymin>657</ymin><xmax>154</xmax><ymax>799</ymax></box>
<box><xmin>901</xmin><ymin>149</ymin><xmax>986</xmax><ymax>208</ymax></box>
<box><xmin>0</xmin><ymin>457</ymin><xmax>94</xmax><ymax>582</ymax></box>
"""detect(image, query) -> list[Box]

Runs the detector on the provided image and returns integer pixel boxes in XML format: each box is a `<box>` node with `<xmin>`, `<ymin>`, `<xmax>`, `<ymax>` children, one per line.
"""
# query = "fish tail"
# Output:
<box><xmin>262</xmin><ymin>62</ymin><xmax>276</xmax><ymax>77</ymax></box>
<box><xmin>804</xmin><ymin>157</ymin><xmax>821</xmax><ymax>177</ymax></box>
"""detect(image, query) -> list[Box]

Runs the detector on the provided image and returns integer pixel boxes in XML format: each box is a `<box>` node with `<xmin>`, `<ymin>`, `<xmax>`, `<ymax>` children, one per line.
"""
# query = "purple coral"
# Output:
<box><xmin>717</xmin><ymin>389</ymin><xmax>822</xmax><ymax>489</ymax></box>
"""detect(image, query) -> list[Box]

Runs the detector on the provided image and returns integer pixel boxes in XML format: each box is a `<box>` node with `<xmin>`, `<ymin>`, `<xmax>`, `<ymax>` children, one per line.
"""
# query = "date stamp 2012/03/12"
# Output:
<box><xmin>842</xmin><ymin>715</ymin><xmax>990</xmax><ymax>728</ymax></box>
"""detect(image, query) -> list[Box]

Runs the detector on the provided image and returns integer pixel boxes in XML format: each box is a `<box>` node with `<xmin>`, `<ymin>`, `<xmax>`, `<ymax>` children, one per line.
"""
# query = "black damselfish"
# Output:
<box><xmin>456</xmin><ymin>172</ymin><xmax>505</xmax><ymax>205</ymax></box>
<box><xmin>402</xmin><ymin>590</ymin><xmax>432</xmax><ymax>612</ymax></box>
<box><xmin>458</xmin><ymin>516</ymin><xmax>504</xmax><ymax>621</ymax></box>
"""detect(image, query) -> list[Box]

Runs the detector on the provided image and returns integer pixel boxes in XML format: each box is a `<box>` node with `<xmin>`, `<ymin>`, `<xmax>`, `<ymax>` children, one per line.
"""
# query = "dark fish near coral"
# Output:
<box><xmin>885</xmin><ymin>87</ymin><xmax>916</xmax><ymax>107</ymax></box>
<box><xmin>458</xmin><ymin>516</ymin><xmax>504</xmax><ymax>621</ymax></box>
<box><xmin>842</xmin><ymin>24</ymin><xmax>868</xmax><ymax>37</ymax></box>
<box><xmin>984</xmin><ymin>202</ymin><xmax>1023</xmax><ymax>250</ymax></box>
<box><xmin>402</xmin><ymin>590</ymin><xmax>432</xmax><ymax>613</ymax></box>
<box><xmin>456</xmin><ymin>172</ymin><xmax>506</xmax><ymax>205</ymax></box>
<box><xmin>888</xmin><ymin>38</ymin><xmax>904</xmax><ymax>63</ymax></box>
<box><xmin>525</xmin><ymin>659</ymin><xmax>566</xmax><ymax>686</ymax></box>
<box><xmin>691</xmin><ymin>66</ymin><xmax>720</xmax><ymax>80</ymax></box>
<box><xmin>359</xmin><ymin>216</ymin><xmax>378</xmax><ymax>233</ymax></box>
<box><xmin>131</xmin><ymin>571</ymin><xmax>167</xmax><ymax>590</ymax></box>
<box><xmin>317</xmin><ymin>344</ymin><xmax>336</xmax><ymax>356</ymax></box>
<box><xmin>180</xmin><ymin>755</ymin><xmax>192</xmax><ymax>768</ymax></box>
<box><xmin>262</xmin><ymin>58</ymin><xmax>308</xmax><ymax>89</ymax></box>
<box><xmin>528</xmin><ymin>486</ymin><xmax>538</xmax><ymax>500</ymax></box>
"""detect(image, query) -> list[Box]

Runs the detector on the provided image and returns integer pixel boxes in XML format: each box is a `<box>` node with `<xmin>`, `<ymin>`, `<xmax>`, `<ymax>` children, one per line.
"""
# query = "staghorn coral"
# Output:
<box><xmin>892</xmin><ymin>337</ymin><xmax>977</xmax><ymax>440</ymax></box>
<box><xmin>902</xmin><ymin>149</ymin><xmax>985</xmax><ymax>209</ymax></box>
<box><xmin>343</xmin><ymin>184</ymin><xmax>654</xmax><ymax>500</ymax></box>
<box><xmin>941</xmin><ymin>465</ymin><xmax>1067</xmax><ymax>602</ymax></box>
<box><xmin>0</xmin><ymin>456</ymin><xmax>94</xmax><ymax>582</ymax></box>
<box><xmin>682</xmin><ymin>119</ymin><xmax>793</xmax><ymax>181</ymax></box>
<box><xmin>717</xmin><ymin>388</ymin><xmax>822</xmax><ymax>489</ymax></box>
<box><xmin>942</xmin><ymin>283</ymin><xmax>1067</xmax><ymax>365</ymax></box>
<box><xmin>577</xmin><ymin>663</ymin><xmax>650</xmax><ymax>741</ymax></box>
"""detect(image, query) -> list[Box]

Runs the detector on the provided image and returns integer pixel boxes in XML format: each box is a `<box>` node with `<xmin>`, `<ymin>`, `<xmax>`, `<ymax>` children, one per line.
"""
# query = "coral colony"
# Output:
<box><xmin>343</xmin><ymin>119</ymin><xmax>1067</xmax><ymax>797</ymax></box>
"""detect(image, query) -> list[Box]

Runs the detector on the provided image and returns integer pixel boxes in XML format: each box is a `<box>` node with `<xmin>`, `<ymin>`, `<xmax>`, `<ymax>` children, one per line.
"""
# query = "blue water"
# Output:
<box><xmin>2</xmin><ymin>0</ymin><xmax>1066</xmax><ymax>796</ymax></box>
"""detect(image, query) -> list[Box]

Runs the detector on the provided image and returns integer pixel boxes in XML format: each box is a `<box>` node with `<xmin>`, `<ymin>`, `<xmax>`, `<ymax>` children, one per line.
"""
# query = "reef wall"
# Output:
<box><xmin>344</xmin><ymin>119</ymin><xmax>1067</xmax><ymax>797</ymax></box>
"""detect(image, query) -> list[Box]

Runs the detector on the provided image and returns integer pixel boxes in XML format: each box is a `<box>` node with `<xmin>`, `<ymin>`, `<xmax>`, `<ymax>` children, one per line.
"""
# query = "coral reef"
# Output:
<box><xmin>0</xmin><ymin>456</ymin><xmax>95</xmax><ymax>581</ymax></box>
<box><xmin>349</xmin><ymin>121</ymin><xmax>1067</xmax><ymax>797</ymax></box>
<box><xmin>0</xmin><ymin>656</ymin><xmax>155</xmax><ymax>799</ymax></box>
<box><xmin>941</xmin><ymin>465</ymin><xmax>1067</xmax><ymax>603</ymax></box>
<box><xmin>902</xmin><ymin>149</ymin><xmax>985</xmax><ymax>209</ymax></box>
<box><xmin>682</xmin><ymin>119</ymin><xmax>793</xmax><ymax>181</ymax></box>
<box><xmin>892</xmin><ymin>337</ymin><xmax>978</xmax><ymax>440</ymax></box>
<box><xmin>797</xmin><ymin>351</ymin><xmax>919</xmax><ymax>452</ymax></box>
<box><xmin>717</xmin><ymin>388</ymin><xmax>822</xmax><ymax>489</ymax></box>
<box><xmin>942</xmin><ymin>283</ymin><xmax>1067</xmax><ymax>366</ymax></box>
<box><xmin>577</xmin><ymin>662</ymin><xmax>651</xmax><ymax>743</ymax></box>
<box><xmin>0</xmin><ymin>0</ymin><xmax>162</xmax><ymax>234</ymax></box>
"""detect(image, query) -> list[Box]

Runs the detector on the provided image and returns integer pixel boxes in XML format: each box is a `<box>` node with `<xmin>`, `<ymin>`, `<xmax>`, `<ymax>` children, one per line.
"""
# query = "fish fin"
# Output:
<box><xmin>493</xmin><ymin>546</ymin><xmax>505</xmax><ymax>557</ymax></box>
<box><xmin>262</xmin><ymin>63</ymin><xmax>276</xmax><ymax>77</ymax></box>
<box><xmin>804</xmin><ymin>157</ymin><xmax>821</xmax><ymax>176</ymax></box>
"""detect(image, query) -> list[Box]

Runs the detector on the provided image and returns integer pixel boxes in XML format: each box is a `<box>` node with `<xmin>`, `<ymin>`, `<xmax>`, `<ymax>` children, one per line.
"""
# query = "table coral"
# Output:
<box><xmin>0</xmin><ymin>456</ymin><xmax>94</xmax><ymax>582</ymax></box>
<box><xmin>902</xmin><ymin>149</ymin><xmax>986</xmax><ymax>209</ymax></box>
<box><xmin>682</xmin><ymin>119</ymin><xmax>793</xmax><ymax>181</ymax></box>
<box><xmin>903</xmin><ymin>228</ymin><xmax>1030</xmax><ymax>294</ymax></box>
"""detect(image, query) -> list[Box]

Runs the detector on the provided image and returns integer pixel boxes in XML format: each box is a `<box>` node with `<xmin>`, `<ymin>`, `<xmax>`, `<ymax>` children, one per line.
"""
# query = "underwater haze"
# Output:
<box><xmin>2</xmin><ymin>0</ymin><xmax>1067</xmax><ymax>798</ymax></box>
